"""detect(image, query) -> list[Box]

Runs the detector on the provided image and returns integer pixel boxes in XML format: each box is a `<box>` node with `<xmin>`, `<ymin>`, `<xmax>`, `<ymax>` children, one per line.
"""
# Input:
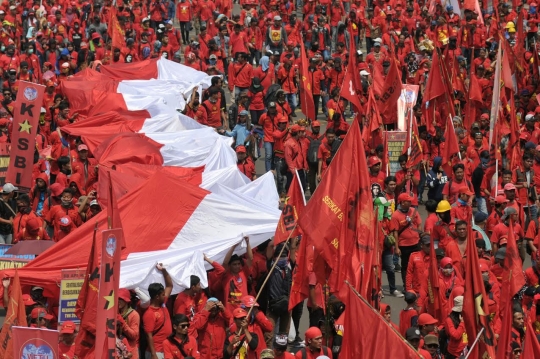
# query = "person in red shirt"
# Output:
<box><xmin>228</xmin><ymin>52</ymin><xmax>253</xmax><ymax>99</ymax></box>
<box><xmin>284</xmin><ymin>124</ymin><xmax>307</xmax><ymax>191</ymax></box>
<box><xmin>164</xmin><ymin>314</ymin><xmax>201</xmax><ymax>359</ymax></box>
<box><xmin>224</xmin><ymin>308</ymin><xmax>259</xmax><ymax>359</ymax></box>
<box><xmin>380</xmin><ymin>303</ymin><xmax>399</xmax><ymax>331</ymax></box>
<box><xmin>176</xmin><ymin>0</ymin><xmax>192</xmax><ymax>44</ymax></box>
<box><xmin>450</xmin><ymin>187</ymin><xmax>473</xmax><ymax>222</ymax></box>
<box><xmin>395</xmin><ymin>154</ymin><xmax>421</xmax><ymax>207</ymax></box>
<box><xmin>230</xmin><ymin>296</ymin><xmax>272</xmax><ymax>356</ymax></box>
<box><xmin>190</xmin><ymin>298</ymin><xmax>231</xmax><ymax>359</ymax></box>
<box><xmin>390</xmin><ymin>193</ymin><xmax>422</xmax><ymax>285</ymax></box>
<box><xmin>202</xmin><ymin>87</ymin><xmax>226</xmax><ymax>128</ymax></box>
<box><xmin>117</xmin><ymin>288</ymin><xmax>141</xmax><ymax>359</ymax></box>
<box><xmin>221</xmin><ymin>237</ymin><xmax>253</xmax><ymax>312</ymax></box>
<box><xmin>406</xmin><ymin>236</ymin><xmax>431</xmax><ymax>294</ymax></box>
<box><xmin>399</xmin><ymin>292</ymin><xmax>419</xmax><ymax>337</ymax></box>
<box><xmin>174</xmin><ymin>275</ymin><xmax>207</xmax><ymax>320</ymax></box>
<box><xmin>29</xmin><ymin>307</ymin><xmax>53</xmax><ymax>328</ymax></box>
<box><xmin>13</xmin><ymin>194</ymin><xmax>43</xmax><ymax>240</ymax></box>
<box><xmin>368</xmin><ymin>156</ymin><xmax>385</xmax><ymax>190</ymax></box>
<box><xmin>236</xmin><ymin>145</ymin><xmax>256</xmax><ymax>181</ymax></box>
<box><xmin>143</xmin><ymin>264</ymin><xmax>173</xmax><ymax>359</ymax></box>
<box><xmin>294</xmin><ymin>327</ymin><xmax>333</xmax><ymax>359</ymax></box>
<box><xmin>444</xmin><ymin>296</ymin><xmax>467</xmax><ymax>358</ymax></box>
<box><xmin>58</xmin><ymin>321</ymin><xmax>76</xmax><ymax>358</ymax></box>
<box><xmin>442</xmin><ymin>164</ymin><xmax>472</xmax><ymax>205</ymax></box>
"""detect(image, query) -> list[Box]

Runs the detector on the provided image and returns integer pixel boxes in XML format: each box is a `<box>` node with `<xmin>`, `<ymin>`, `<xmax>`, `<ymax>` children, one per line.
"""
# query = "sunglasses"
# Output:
<box><xmin>426</xmin><ymin>344</ymin><xmax>439</xmax><ymax>349</ymax></box>
<box><xmin>180</xmin><ymin>324</ymin><xmax>190</xmax><ymax>329</ymax></box>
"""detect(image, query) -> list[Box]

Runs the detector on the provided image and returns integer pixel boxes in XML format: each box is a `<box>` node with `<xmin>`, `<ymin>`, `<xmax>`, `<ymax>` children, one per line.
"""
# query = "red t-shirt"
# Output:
<box><xmin>442</xmin><ymin>178</ymin><xmax>471</xmax><ymax>205</ymax></box>
<box><xmin>58</xmin><ymin>342</ymin><xmax>75</xmax><ymax>358</ymax></box>
<box><xmin>395</xmin><ymin>169</ymin><xmax>420</xmax><ymax>206</ymax></box>
<box><xmin>390</xmin><ymin>209</ymin><xmax>422</xmax><ymax>247</ymax></box>
<box><xmin>222</xmin><ymin>270</ymin><xmax>250</xmax><ymax>312</ymax></box>
<box><xmin>143</xmin><ymin>303</ymin><xmax>173</xmax><ymax>353</ymax></box>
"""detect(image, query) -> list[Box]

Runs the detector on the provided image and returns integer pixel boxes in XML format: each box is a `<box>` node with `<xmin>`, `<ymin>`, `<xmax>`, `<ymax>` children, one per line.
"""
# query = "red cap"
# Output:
<box><xmin>278</xmin><ymin>117</ymin><xmax>288</xmax><ymax>123</ymax></box>
<box><xmin>458</xmin><ymin>187</ymin><xmax>474</xmax><ymax>196</ymax></box>
<box><xmin>311</xmin><ymin>121</ymin><xmax>321</xmax><ymax>127</ymax></box>
<box><xmin>499</xmin><ymin>236</ymin><xmax>508</xmax><ymax>245</ymax></box>
<box><xmin>417</xmin><ymin>313</ymin><xmax>438</xmax><ymax>326</ymax></box>
<box><xmin>397</xmin><ymin>193</ymin><xmax>413</xmax><ymax>203</ymax></box>
<box><xmin>495</xmin><ymin>195</ymin><xmax>508</xmax><ymax>204</ymax></box>
<box><xmin>520</xmin><ymin>132</ymin><xmax>531</xmax><ymax>141</ymax></box>
<box><xmin>31</xmin><ymin>307</ymin><xmax>53</xmax><ymax>320</ymax></box>
<box><xmin>91</xmin><ymin>32</ymin><xmax>101</xmax><ymax>40</ymax></box>
<box><xmin>480</xmin><ymin>113</ymin><xmax>489</xmax><ymax>120</ymax></box>
<box><xmin>479</xmin><ymin>262</ymin><xmax>489</xmax><ymax>272</ymax></box>
<box><xmin>60</xmin><ymin>321</ymin><xmax>76</xmax><ymax>334</ymax></box>
<box><xmin>232</xmin><ymin>308</ymin><xmax>248</xmax><ymax>318</ymax></box>
<box><xmin>77</xmin><ymin>144</ymin><xmax>88</xmax><ymax>151</ymax></box>
<box><xmin>242</xmin><ymin>295</ymin><xmax>259</xmax><ymax>307</ymax></box>
<box><xmin>118</xmin><ymin>288</ymin><xmax>131</xmax><ymax>303</ymax></box>
<box><xmin>367</xmin><ymin>156</ymin><xmax>382</xmax><ymax>167</ymax></box>
<box><xmin>22</xmin><ymin>294</ymin><xmax>36</xmax><ymax>306</ymax></box>
<box><xmin>291</xmin><ymin>124</ymin><xmax>301</xmax><ymax>132</ymax></box>
<box><xmin>503</xmin><ymin>183</ymin><xmax>516</xmax><ymax>191</ymax></box>
<box><xmin>235</xmin><ymin>146</ymin><xmax>247</xmax><ymax>153</ymax></box>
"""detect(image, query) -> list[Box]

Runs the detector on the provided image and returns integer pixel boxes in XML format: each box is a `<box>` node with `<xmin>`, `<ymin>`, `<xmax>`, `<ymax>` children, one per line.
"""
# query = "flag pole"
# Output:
<box><xmin>345</xmin><ymin>281</ymin><xmax>421</xmax><ymax>353</ymax></box>
<box><xmin>463</xmin><ymin>327</ymin><xmax>485</xmax><ymax>359</ymax></box>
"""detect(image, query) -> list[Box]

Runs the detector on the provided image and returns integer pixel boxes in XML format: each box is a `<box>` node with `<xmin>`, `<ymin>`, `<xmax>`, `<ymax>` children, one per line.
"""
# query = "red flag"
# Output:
<box><xmin>502</xmin><ymin>42</ymin><xmax>515</xmax><ymax>92</ymax></box>
<box><xmin>372</xmin><ymin>64</ymin><xmax>384</xmax><ymax>97</ymax></box>
<box><xmin>341</xmin><ymin>285</ymin><xmax>422</xmax><ymax>359</ymax></box>
<box><xmin>110</xmin><ymin>8</ymin><xmax>126</xmax><ymax>50</ymax></box>
<box><xmin>523</xmin><ymin>319</ymin><xmax>540</xmax><ymax>357</ymax></box>
<box><xmin>74</xmin><ymin>228</ymin><xmax>100</xmax><ymax>358</ymax></box>
<box><xmin>340</xmin><ymin>25</ymin><xmax>363</xmax><ymax>112</ymax></box>
<box><xmin>106</xmin><ymin>170</ymin><xmax>126</xmax><ymax>248</ymax></box>
<box><xmin>95</xmin><ymin>229</ymin><xmax>123</xmax><ymax>359</ymax></box>
<box><xmin>403</xmin><ymin>116</ymin><xmax>423</xmax><ymax>168</ymax></box>
<box><xmin>12</xmin><ymin>327</ymin><xmax>59</xmax><ymax>359</ymax></box>
<box><xmin>423</xmin><ymin>50</ymin><xmax>445</xmax><ymax>102</ymax></box>
<box><xmin>298</xmin><ymin>118</ymin><xmax>375</xmax><ymax>302</ymax></box>
<box><xmin>274</xmin><ymin>169</ymin><xmax>306</xmax><ymax>245</ymax></box>
<box><xmin>441</xmin><ymin>115</ymin><xmax>460</xmax><ymax>175</ymax></box>
<box><xmin>427</xmin><ymin>238</ymin><xmax>443</xmax><ymax>321</ymax></box>
<box><xmin>362</xmin><ymin>88</ymin><xmax>383</xmax><ymax>149</ymax></box>
<box><xmin>299</xmin><ymin>39</ymin><xmax>316</xmax><ymax>120</ymax></box>
<box><xmin>376</xmin><ymin>59</ymin><xmax>402</xmax><ymax>125</ymax></box>
<box><xmin>0</xmin><ymin>270</ymin><xmax>28</xmax><ymax>358</ymax></box>
<box><xmin>5</xmin><ymin>82</ymin><xmax>45</xmax><ymax>190</ymax></box>
<box><xmin>463</xmin><ymin>223</ymin><xmax>496</xmax><ymax>359</ymax></box>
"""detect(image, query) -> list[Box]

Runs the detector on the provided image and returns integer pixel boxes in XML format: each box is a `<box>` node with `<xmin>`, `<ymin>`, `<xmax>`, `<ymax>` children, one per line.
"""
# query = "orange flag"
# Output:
<box><xmin>341</xmin><ymin>285</ymin><xmax>422</xmax><ymax>359</ymax></box>
<box><xmin>463</xmin><ymin>223</ymin><xmax>496</xmax><ymax>359</ymax></box>
<box><xmin>0</xmin><ymin>269</ymin><xmax>28</xmax><ymax>358</ymax></box>
<box><xmin>274</xmin><ymin>169</ymin><xmax>306</xmax><ymax>245</ymax></box>
<box><xmin>298</xmin><ymin>118</ymin><xmax>375</xmax><ymax>302</ymax></box>
<box><xmin>74</xmin><ymin>228</ymin><xmax>100</xmax><ymax>358</ymax></box>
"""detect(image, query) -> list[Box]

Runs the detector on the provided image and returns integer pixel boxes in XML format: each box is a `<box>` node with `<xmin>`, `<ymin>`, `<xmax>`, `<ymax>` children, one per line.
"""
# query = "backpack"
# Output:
<box><xmin>326</xmin><ymin>139</ymin><xmax>342</xmax><ymax>165</ymax></box>
<box><xmin>264</xmin><ymin>84</ymin><xmax>281</xmax><ymax>107</ymax></box>
<box><xmin>267</xmin><ymin>263</ymin><xmax>292</xmax><ymax>315</ymax></box>
<box><xmin>307</xmin><ymin>136</ymin><xmax>322</xmax><ymax>166</ymax></box>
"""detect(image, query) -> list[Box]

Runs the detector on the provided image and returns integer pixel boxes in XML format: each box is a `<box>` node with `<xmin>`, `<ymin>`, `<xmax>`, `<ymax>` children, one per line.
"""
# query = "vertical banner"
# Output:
<box><xmin>0</xmin><ymin>144</ymin><xmax>10</xmax><ymax>186</ymax></box>
<box><xmin>5</xmin><ymin>82</ymin><xmax>45</xmax><ymax>191</ymax></box>
<box><xmin>95</xmin><ymin>229</ymin><xmax>123</xmax><ymax>359</ymax></box>
<box><xmin>384</xmin><ymin>131</ymin><xmax>407</xmax><ymax>175</ymax></box>
<box><xmin>12</xmin><ymin>326</ymin><xmax>59</xmax><ymax>358</ymax></box>
<box><xmin>59</xmin><ymin>269</ymin><xmax>86</xmax><ymax>324</ymax></box>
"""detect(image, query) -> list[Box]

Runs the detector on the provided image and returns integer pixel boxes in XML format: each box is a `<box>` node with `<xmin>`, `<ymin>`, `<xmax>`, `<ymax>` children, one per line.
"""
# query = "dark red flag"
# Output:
<box><xmin>523</xmin><ymin>319</ymin><xmax>540</xmax><ymax>357</ymax></box>
<box><xmin>274</xmin><ymin>170</ymin><xmax>306</xmax><ymax>245</ymax></box>
<box><xmin>74</xmin><ymin>227</ymin><xmax>100</xmax><ymax>358</ymax></box>
<box><xmin>340</xmin><ymin>25</ymin><xmax>363</xmax><ymax>112</ymax></box>
<box><xmin>0</xmin><ymin>269</ymin><xmax>28</xmax><ymax>358</ymax></box>
<box><xmin>427</xmin><ymin>238</ymin><xmax>443</xmax><ymax>322</ymax></box>
<box><xmin>423</xmin><ymin>50</ymin><xmax>445</xmax><ymax>102</ymax></box>
<box><xmin>109</xmin><ymin>8</ymin><xmax>126</xmax><ymax>50</ymax></box>
<box><xmin>362</xmin><ymin>88</ymin><xmax>383</xmax><ymax>149</ymax></box>
<box><xmin>441</xmin><ymin>114</ymin><xmax>460</xmax><ymax>175</ymax></box>
<box><xmin>376</xmin><ymin>58</ymin><xmax>402</xmax><ymax>125</ymax></box>
<box><xmin>299</xmin><ymin>39</ymin><xmax>316</xmax><ymax>120</ymax></box>
<box><xmin>341</xmin><ymin>285</ymin><xmax>422</xmax><ymax>358</ymax></box>
<box><xmin>402</xmin><ymin>116</ymin><xmax>423</xmax><ymax>168</ymax></box>
<box><xmin>298</xmin><ymin>118</ymin><xmax>375</xmax><ymax>302</ymax></box>
<box><xmin>463</xmin><ymin>223</ymin><xmax>496</xmax><ymax>359</ymax></box>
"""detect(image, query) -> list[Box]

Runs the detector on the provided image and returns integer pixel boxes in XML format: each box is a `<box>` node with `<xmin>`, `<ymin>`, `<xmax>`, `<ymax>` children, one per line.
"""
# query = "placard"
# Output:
<box><xmin>385</xmin><ymin>131</ymin><xmax>407</xmax><ymax>175</ymax></box>
<box><xmin>59</xmin><ymin>269</ymin><xmax>85</xmax><ymax>323</ymax></box>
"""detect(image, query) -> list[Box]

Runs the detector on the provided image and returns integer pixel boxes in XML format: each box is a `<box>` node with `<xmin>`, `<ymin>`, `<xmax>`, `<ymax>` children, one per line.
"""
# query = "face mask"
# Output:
<box><xmin>442</xmin><ymin>268</ymin><xmax>454</xmax><ymax>276</ymax></box>
<box><xmin>61</xmin><ymin>200</ymin><xmax>72</xmax><ymax>207</ymax></box>
<box><xmin>1</xmin><ymin>46</ymin><xmax>5</xmax><ymax>52</ymax></box>
<box><xmin>28</xmin><ymin>49</ymin><xmax>34</xmax><ymax>54</ymax></box>
<box><xmin>209</xmin><ymin>98</ymin><xmax>217</xmax><ymax>103</ymax></box>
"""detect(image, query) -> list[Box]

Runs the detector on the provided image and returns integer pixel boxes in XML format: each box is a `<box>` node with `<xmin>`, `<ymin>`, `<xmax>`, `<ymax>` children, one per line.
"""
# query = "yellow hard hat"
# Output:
<box><xmin>508</xmin><ymin>27</ymin><xmax>516</xmax><ymax>33</ymax></box>
<box><xmin>505</xmin><ymin>21</ymin><xmax>515</xmax><ymax>29</ymax></box>
<box><xmin>436</xmin><ymin>200</ymin><xmax>452</xmax><ymax>213</ymax></box>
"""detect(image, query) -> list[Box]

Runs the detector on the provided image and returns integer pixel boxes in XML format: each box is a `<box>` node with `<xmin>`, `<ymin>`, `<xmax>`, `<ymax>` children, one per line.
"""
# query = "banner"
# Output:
<box><xmin>12</xmin><ymin>326</ymin><xmax>59</xmax><ymax>359</ymax></box>
<box><xmin>397</xmin><ymin>85</ymin><xmax>420</xmax><ymax>131</ymax></box>
<box><xmin>384</xmin><ymin>131</ymin><xmax>407</xmax><ymax>175</ymax></box>
<box><xmin>95</xmin><ymin>228</ymin><xmax>123</xmax><ymax>359</ymax></box>
<box><xmin>0</xmin><ymin>144</ymin><xmax>10</xmax><ymax>186</ymax></box>
<box><xmin>274</xmin><ymin>170</ymin><xmax>306</xmax><ymax>245</ymax></box>
<box><xmin>5</xmin><ymin>82</ymin><xmax>45</xmax><ymax>191</ymax></box>
<box><xmin>59</xmin><ymin>269</ymin><xmax>86</xmax><ymax>323</ymax></box>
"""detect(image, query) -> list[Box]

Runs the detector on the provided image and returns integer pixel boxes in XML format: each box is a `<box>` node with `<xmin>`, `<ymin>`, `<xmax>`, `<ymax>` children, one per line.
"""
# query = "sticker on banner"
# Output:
<box><xmin>21</xmin><ymin>338</ymin><xmax>55</xmax><ymax>359</ymax></box>
<box><xmin>23</xmin><ymin>86</ymin><xmax>38</xmax><ymax>101</ymax></box>
<box><xmin>106</xmin><ymin>234</ymin><xmax>117</xmax><ymax>258</ymax></box>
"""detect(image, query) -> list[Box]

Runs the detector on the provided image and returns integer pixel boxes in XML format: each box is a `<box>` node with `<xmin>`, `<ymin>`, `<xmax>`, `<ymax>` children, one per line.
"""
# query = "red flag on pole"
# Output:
<box><xmin>402</xmin><ymin>116</ymin><xmax>423</xmax><ymax>168</ymax></box>
<box><xmin>274</xmin><ymin>169</ymin><xmax>306</xmax><ymax>245</ymax></box>
<box><xmin>109</xmin><ymin>8</ymin><xmax>126</xmax><ymax>50</ymax></box>
<box><xmin>340</xmin><ymin>25</ymin><xmax>363</xmax><ymax>112</ymax></box>
<box><xmin>441</xmin><ymin>115</ymin><xmax>460</xmax><ymax>175</ymax></box>
<box><xmin>463</xmin><ymin>223</ymin><xmax>497</xmax><ymax>359</ymax></box>
<box><xmin>74</xmin><ymin>228</ymin><xmax>100</xmax><ymax>358</ymax></box>
<box><xmin>523</xmin><ymin>319</ymin><xmax>540</xmax><ymax>357</ymax></box>
<box><xmin>298</xmin><ymin>118</ymin><xmax>375</xmax><ymax>302</ymax></box>
<box><xmin>0</xmin><ymin>269</ymin><xmax>28</xmax><ymax>358</ymax></box>
<box><xmin>423</xmin><ymin>50</ymin><xmax>445</xmax><ymax>102</ymax></box>
<box><xmin>341</xmin><ymin>285</ymin><xmax>423</xmax><ymax>359</ymax></box>
<box><xmin>12</xmin><ymin>327</ymin><xmax>59</xmax><ymax>359</ymax></box>
<box><xmin>95</xmin><ymin>229</ymin><xmax>123</xmax><ymax>359</ymax></box>
<box><xmin>299</xmin><ymin>39</ymin><xmax>316</xmax><ymax>121</ymax></box>
<box><xmin>5</xmin><ymin>82</ymin><xmax>45</xmax><ymax>190</ymax></box>
<box><xmin>376</xmin><ymin>58</ymin><xmax>402</xmax><ymax>125</ymax></box>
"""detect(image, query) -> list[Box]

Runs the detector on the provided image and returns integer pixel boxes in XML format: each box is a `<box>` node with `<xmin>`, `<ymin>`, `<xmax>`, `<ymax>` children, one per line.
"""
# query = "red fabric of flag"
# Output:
<box><xmin>274</xmin><ymin>170</ymin><xmax>306</xmax><ymax>245</ymax></box>
<box><xmin>299</xmin><ymin>39</ymin><xmax>316</xmax><ymax>120</ymax></box>
<box><xmin>0</xmin><ymin>270</ymin><xmax>28</xmax><ymax>358</ymax></box>
<box><xmin>376</xmin><ymin>58</ymin><xmax>402</xmax><ymax>125</ymax></box>
<box><xmin>441</xmin><ymin>114</ymin><xmax>460</xmax><ymax>175</ymax></box>
<box><xmin>423</xmin><ymin>50</ymin><xmax>445</xmax><ymax>102</ymax></box>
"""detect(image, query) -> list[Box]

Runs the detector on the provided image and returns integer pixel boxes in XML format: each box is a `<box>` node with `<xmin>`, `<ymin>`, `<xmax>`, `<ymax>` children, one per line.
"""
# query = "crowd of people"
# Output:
<box><xmin>0</xmin><ymin>0</ymin><xmax>540</xmax><ymax>358</ymax></box>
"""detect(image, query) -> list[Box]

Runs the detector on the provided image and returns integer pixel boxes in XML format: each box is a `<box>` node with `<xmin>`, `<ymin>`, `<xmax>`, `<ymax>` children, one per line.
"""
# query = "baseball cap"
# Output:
<box><xmin>60</xmin><ymin>321</ymin><xmax>76</xmax><ymax>334</ymax></box>
<box><xmin>233</xmin><ymin>308</ymin><xmax>248</xmax><ymax>318</ymax></box>
<box><xmin>78</xmin><ymin>144</ymin><xmax>88</xmax><ymax>151</ymax></box>
<box><xmin>31</xmin><ymin>307</ymin><xmax>53</xmax><ymax>320</ymax></box>
<box><xmin>501</xmin><ymin>207</ymin><xmax>517</xmax><ymax>221</ymax></box>
<box><xmin>417</xmin><ymin>313</ymin><xmax>438</xmax><ymax>326</ymax></box>
<box><xmin>495</xmin><ymin>195</ymin><xmax>509</xmax><ymax>204</ymax></box>
<box><xmin>458</xmin><ymin>187</ymin><xmax>474</xmax><ymax>196</ymax></box>
<box><xmin>424</xmin><ymin>334</ymin><xmax>439</xmax><ymax>346</ymax></box>
<box><xmin>274</xmin><ymin>15</ymin><xmax>282</xmax><ymax>21</ymax></box>
<box><xmin>58</xmin><ymin>216</ymin><xmax>72</xmax><ymax>227</ymax></box>
<box><xmin>405</xmin><ymin>327</ymin><xmax>421</xmax><ymax>340</ymax></box>
<box><xmin>420</xmin><ymin>235</ymin><xmax>431</xmax><ymax>245</ymax></box>
<box><xmin>207</xmin><ymin>297</ymin><xmax>219</xmax><ymax>302</ymax></box>
<box><xmin>495</xmin><ymin>247</ymin><xmax>507</xmax><ymax>260</ymax></box>
<box><xmin>360</xmin><ymin>70</ymin><xmax>370</xmax><ymax>76</ymax></box>
<box><xmin>118</xmin><ymin>288</ymin><xmax>132</xmax><ymax>303</ymax></box>
<box><xmin>242</xmin><ymin>295</ymin><xmax>259</xmax><ymax>307</ymax></box>
<box><xmin>367</xmin><ymin>156</ymin><xmax>381</xmax><ymax>167</ymax></box>
<box><xmin>239</xmin><ymin>110</ymin><xmax>249</xmax><ymax>116</ymax></box>
<box><xmin>312</xmin><ymin>120</ymin><xmax>321</xmax><ymax>127</ymax></box>
<box><xmin>435</xmin><ymin>248</ymin><xmax>446</xmax><ymax>258</ymax></box>
<box><xmin>404</xmin><ymin>291</ymin><xmax>417</xmax><ymax>303</ymax></box>
<box><xmin>503</xmin><ymin>183</ymin><xmax>516</xmax><ymax>191</ymax></box>
<box><xmin>356</xmin><ymin>50</ymin><xmax>363</xmax><ymax>55</ymax></box>
<box><xmin>1</xmin><ymin>183</ymin><xmax>18</xmax><ymax>194</ymax></box>
<box><xmin>89</xmin><ymin>200</ymin><xmax>100</xmax><ymax>207</ymax></box>
<box><xmin>474</xmin><ymin>211</ymin><xmax>488</xmax><ymax>223</ymax></box>
<box><xmin>235</xmin><ymin>146</ymin><xmax>247</xmax><ymax>153</ymax></box>
<box><xmin>22</xmin><ymin>294</ymin><xmax>36</xmax><ymax>306</ymax></box>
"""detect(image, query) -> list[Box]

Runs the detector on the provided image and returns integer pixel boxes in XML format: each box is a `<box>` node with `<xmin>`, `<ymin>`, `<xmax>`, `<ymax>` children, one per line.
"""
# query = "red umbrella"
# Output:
<box><xmin>5</xmin><ymin>241</ymin><xmax>55</xmax><ymax>256</ymax></box>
